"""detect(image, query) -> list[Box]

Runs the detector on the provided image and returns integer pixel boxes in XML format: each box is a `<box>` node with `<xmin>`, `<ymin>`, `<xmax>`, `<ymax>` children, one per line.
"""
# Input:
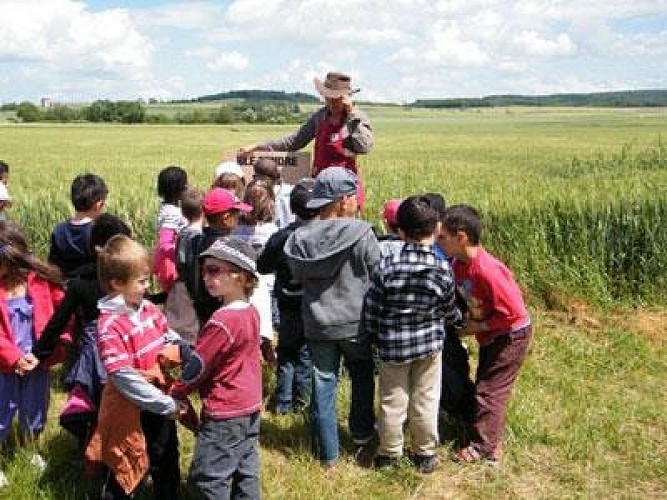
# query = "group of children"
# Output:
<box><xmin>0</xmin><ymin>156</ymin><xmax>532</xmax><ymax>498</ymax></box>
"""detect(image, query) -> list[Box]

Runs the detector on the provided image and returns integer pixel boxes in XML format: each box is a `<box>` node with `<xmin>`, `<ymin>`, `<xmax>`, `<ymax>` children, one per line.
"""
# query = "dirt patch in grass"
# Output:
<box><xmin>614</xmin><ymin>308</ymin><xmax>666</xmax><ymax>347</ymax></box>
<box><xmin>543</xmin><ymin>301</ymin><xmax>665</xmax><ymax>347</ymax></box>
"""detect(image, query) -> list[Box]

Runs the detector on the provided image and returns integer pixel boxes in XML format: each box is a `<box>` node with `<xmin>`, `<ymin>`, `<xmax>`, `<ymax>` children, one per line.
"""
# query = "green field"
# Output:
<box><xmin>0</xmin><ymin>107</ymin><xmax>665</xmax><ymax>498</ymax></box>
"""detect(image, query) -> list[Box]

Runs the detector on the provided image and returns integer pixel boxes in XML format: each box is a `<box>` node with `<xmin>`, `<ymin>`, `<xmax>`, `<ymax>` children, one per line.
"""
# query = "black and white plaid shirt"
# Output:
<box><xmin>363</xmin><ymin>243</ymin><xmax>462</xmax><ymax>363</ymax></box>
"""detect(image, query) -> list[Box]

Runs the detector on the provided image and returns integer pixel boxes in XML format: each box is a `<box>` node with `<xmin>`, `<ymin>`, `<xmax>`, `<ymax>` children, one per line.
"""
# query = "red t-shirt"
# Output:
<box><xmin>97</xmin><ymin>299</ymin><xmax>170</xmax><ymax>374</ymax></box>
<box><xmin>452</xmin><ymin>247</ymin><xmax>530</xmax><ymax>346</ymax></box>
<box><xmin>172</xmin><ymin>301</ymin><xmax>262</xmax><ymax>420</ymax></box>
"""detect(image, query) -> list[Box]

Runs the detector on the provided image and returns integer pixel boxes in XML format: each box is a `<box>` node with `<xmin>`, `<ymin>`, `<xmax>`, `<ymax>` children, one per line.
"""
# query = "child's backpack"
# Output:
<box><xmin>175</xmin><ymin>228</ymin><xmax>203</xmax><ymax>302</ymax></box>
<box><xmin>175</xmin><ymin>230</ymin><xmax>222</xmax><ymax>325</ymax></box>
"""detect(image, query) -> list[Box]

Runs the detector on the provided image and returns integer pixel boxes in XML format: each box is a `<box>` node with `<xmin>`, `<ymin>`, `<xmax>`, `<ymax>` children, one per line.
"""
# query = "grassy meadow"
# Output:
<box><xmin>0</xmin><ymin>106</ymin><xmax>665</xmax><ymax>498</ymax></box>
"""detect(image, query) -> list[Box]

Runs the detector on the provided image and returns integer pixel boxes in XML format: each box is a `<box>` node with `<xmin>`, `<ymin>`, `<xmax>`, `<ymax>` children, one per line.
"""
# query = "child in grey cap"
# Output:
<box><xmin>284</xmin><ymin>166</ymin><xmax>381</xmax><ymax>467</ymax></box>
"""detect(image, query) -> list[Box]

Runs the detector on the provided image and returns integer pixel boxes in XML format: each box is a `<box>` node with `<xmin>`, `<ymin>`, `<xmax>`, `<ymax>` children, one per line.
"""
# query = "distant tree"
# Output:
<box><xmin>215</xmin><ymin>105</ymin><xmax>234</xmax><ymax>124</ymax></box>
<box><xmin>116</xmin><ymin>101</ymin><xmax>145</xmax><ymax>123</ymax></box>
<box><xmin>43</xmin><ymin>105</ymin><xmax>80</xmax><ymax>122</ymax></box>
<box><xmin>16</xmin><ymin>101</ymin><xmax>41</xmax><ymax>122</ymax></box>
<box><xmin>84</xmin><ymin>100</ymin><xmax>114</xmax><ymax>122</ymax></box>
<box><xmin>146</xmin><ymin>113</ymin><xmax>173</xmax><ymax>124</ymax></box>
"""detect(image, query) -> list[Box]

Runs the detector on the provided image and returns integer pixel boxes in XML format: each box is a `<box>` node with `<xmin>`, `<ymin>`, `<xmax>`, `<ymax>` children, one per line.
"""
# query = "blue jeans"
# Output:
<box><xmin>308</xmin><ymin>337</ymin><xmax>376</xmax><ymax>464</ymax></box>
<box><xmin>275</xmin><ymin>307</ymin><xmax>311</xmax><ymax>413</ymax></box>
<box><xmin>189</xmin><ymin>412</ymin><xmax>260</xmax><ymax>500</ymax></box>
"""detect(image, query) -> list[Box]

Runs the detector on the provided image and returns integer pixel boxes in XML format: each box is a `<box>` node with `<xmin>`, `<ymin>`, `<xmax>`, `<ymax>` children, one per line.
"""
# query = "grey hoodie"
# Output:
<box><xmin>284</xmin><ymin>218</ymin><xmax>381</xmax><ymax>341</ymax></box>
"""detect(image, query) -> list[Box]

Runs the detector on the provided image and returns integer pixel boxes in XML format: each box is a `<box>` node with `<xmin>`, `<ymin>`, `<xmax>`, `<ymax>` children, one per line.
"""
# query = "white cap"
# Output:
<box><xmin>0</xmin><ymin>183</ymin><xmax>10</xmax><ymax>201</ymax></box>
<box><xmin>214</xmin><ymin>161</ymin><xmax>243</xmax><ymax>179</ymax></box>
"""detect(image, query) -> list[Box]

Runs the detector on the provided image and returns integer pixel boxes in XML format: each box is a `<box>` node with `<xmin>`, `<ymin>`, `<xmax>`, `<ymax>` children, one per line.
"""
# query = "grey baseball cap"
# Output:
<box><xmin>306</xmin><ymin>167</ymin><xmax>358</xmax><ymax>209</ymax></box>
<box><xmin>199</xmin><ymin>237</ymin><xmax>259</xmax><ymax>278</ymax></box>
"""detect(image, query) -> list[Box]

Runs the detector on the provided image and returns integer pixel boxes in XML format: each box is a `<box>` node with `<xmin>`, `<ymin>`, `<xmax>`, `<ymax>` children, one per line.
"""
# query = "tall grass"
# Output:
<box><xmin>486</xmin><ymin>196</ymin><xmax>667</xmax><ymax>307</ymax></box>
<box><xmin>1</xmin><ymin>111</ymin><xmax>665</xmax><ymax>306</ymax></box>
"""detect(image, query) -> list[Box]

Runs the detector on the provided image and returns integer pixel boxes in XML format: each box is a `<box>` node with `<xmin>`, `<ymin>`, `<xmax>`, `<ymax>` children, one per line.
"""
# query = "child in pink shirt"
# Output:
<box><xmin>154</xmin><ymin>166</ymin><xmax>188</xmax><ymax>295</ymax></box>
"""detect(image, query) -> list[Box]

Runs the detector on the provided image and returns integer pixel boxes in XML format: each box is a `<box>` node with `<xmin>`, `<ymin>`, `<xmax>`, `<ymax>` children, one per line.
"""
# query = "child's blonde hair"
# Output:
<box><xmin>0</xmin><ymin>221</ymin><xmax>62</xmax><ymax>285</ymax></box>
<box><xmin>97</xmin><ymin>234</ymin><xmax>150</xmax><ymax>293</ymax></box>
<box><xmin>223</xmin><ymin>261</ymin><xmax>258</xmax><ymax>299</ymax></box>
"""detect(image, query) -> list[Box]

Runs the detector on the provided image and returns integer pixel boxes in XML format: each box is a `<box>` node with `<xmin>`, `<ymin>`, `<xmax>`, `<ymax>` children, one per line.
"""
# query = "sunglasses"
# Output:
<box><xmin>201</xmin><ymin>264</ymin><xmax>238</xmax><ymax>278</ymax></box>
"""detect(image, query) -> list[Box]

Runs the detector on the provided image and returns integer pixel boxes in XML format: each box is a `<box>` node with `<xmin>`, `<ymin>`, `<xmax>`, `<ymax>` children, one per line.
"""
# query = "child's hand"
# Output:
<box><xmin>14</xmin><ymin>353</ymin><xmax>39</xmax><ymax>375</ymax></box>
<box><xmin>260</xmin><ymin>338</ymin><xmax>277</xmax><ymax>366</ymax></box>
<box><xmin>176</xmin><ymin>399</ymin><xmax>200</xmax><ymax>434</ymax></box>
<box><xmin>460</xmin><ymin>320</ymin><xmax>487</xmax><ymax>336</ymax></box>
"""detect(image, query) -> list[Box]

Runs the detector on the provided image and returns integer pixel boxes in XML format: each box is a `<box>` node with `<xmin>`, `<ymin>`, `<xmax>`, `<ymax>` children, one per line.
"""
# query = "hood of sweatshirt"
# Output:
<box><xmin>97</xmin><ymin>293</ymin><xmax>146</xmax><ymax>319</ymax></box>
<box><xmin>284</xmin><ymin>218</ymin><xmax>374</xmax><ymax>281</ymax></box>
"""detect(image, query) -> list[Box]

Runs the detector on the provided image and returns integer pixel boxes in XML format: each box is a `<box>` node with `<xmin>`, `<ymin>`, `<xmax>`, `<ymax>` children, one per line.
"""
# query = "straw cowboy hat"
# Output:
<box><xmin>313</xmin><ymin>72</ymin><xmax>360</xmax><ymax>99</ymax></box>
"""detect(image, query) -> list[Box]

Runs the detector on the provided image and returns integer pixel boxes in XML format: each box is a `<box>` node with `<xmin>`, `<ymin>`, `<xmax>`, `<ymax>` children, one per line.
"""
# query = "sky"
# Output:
<box><xmin>0</xmin><ymin>0</ymin><xmax>665</xmax><ymax>104</ymax></box>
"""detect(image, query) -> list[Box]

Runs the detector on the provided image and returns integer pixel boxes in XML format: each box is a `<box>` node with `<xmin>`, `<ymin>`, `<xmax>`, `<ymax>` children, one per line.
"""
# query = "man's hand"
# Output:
<box><xmin>341</xmin><ymin>95</ymin><xmax>354</xmax><ymax>114</ymax></box>
<box><xmin>238</xmin><ymin>144</ymin><xmax>269</xmax><ymax>158</ymax></box>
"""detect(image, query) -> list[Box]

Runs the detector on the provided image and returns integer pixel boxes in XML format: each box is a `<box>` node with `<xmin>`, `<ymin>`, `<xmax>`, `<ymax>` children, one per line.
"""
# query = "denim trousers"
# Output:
<box><xmin>275</xmin><ymin>307</ymin><xmax>312</xmax><ymax>413</ymax></box>
<box><xmin>307</xmin><ymin>337</ymin><xmax>376</xmax><ymax>465</ymax></box>
<box><xmin>189</xmin><ymin>412</ymin><xmax>260</xmax><ymax>500</ymax></box>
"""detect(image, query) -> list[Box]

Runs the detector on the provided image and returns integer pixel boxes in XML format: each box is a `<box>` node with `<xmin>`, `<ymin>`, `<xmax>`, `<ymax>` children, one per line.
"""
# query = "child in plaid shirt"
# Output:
<box><xmin>364</xmin><ymin>195</ymin><xmax>462</xmax><ymax>474</ymax></box>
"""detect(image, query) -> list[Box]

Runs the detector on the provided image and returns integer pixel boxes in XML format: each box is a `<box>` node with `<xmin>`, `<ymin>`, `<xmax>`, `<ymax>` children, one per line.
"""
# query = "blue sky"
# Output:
<box><xmin>1</xmin><ymin>1</ymin><xmax>665</xmax><ymax>103</ymax></box>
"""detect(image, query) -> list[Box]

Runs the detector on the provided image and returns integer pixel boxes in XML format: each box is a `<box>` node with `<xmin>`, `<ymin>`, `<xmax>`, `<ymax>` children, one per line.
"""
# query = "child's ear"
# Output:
<box><xmin>109</xmin><ymin>278</ymin><xmax>124</xmax><ymax>293</ymax></box>
<box><xmin>456</xmin><ymin>230</ymin><xmax>469</xmax><ymax>245</ymax></box>
<box><xmin>94</xmin><ymin>199</ymin><xmax>106</xmax><ymax>213</ymax></box>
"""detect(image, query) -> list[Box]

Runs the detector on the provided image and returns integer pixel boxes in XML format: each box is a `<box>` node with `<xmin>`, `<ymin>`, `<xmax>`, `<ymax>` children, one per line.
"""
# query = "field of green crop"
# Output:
<box><xmin>0</xmin><ymin>106</ymin><xmax>665</xmax><ymax>499</ymax></box>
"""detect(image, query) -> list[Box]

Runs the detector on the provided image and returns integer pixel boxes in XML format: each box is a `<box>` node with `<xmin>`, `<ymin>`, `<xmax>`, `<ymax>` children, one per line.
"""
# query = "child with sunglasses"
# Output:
<box><xmin>171</xmin><ymin>238</ymin><xmax>262</xmax><ymax>499</ymax></box>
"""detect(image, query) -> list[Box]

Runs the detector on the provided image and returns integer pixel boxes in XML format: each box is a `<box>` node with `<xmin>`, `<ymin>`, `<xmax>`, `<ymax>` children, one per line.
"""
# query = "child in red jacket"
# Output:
<box><xmin>0</xmin><ymin>221</ymin><xmax>70</xmax><ymax>487</ymax></box>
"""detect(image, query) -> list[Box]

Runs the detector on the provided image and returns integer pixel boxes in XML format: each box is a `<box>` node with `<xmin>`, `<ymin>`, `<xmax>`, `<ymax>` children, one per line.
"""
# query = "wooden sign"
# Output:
<box><xmin>227</xmin><ymin>151</ymin><xmax>312</xmax><ymax>185</ymax></box>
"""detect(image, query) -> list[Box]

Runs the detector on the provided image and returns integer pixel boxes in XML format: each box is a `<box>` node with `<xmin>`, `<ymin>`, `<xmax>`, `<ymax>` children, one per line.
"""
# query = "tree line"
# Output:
<box><xmin>412</xmin><ymin>90</ymin><xmax>667</xmax><ymax>108</ymax></box>
<box><xmin>3</xmin><ymin>100</ymin><xmax>307</xmax><ymax>125</ymax></box>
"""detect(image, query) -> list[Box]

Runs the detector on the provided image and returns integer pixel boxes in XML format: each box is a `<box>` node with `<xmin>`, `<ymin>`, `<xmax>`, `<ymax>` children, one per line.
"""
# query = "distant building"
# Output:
<box><xmin>40</xmin><ymin>97</ymin><xmax>52</xmax><ymax>108</ymax></box>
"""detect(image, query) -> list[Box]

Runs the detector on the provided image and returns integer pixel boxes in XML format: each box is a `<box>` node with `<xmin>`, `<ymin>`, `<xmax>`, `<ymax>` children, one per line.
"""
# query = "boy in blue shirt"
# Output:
<box><xmin>49</xmin><ymin>173</ymin><xmax>108</xmax><ymax>279</ymax></box>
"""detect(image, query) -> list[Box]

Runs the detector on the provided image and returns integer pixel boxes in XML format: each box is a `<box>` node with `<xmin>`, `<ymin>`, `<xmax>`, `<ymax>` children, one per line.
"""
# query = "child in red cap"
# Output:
<box><xmin>378</xmin><ymin>198</ymin><xmax>404</xmax><ymax>258</ymax></box>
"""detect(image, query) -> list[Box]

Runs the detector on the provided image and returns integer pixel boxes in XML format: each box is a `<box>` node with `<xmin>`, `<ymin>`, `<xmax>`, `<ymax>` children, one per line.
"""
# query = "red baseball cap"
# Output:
<box><xmin>383</xmin><ymin>198</ymin><xmax>403</xmax><ymax>229</ymax></box>
<box><xmin>202</xmin><ymin>188</ymin><xmax>252</xmax><ymax>216</ymax></box>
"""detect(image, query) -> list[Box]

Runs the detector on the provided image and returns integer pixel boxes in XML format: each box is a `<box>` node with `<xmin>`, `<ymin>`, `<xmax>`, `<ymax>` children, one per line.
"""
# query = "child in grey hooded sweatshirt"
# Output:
<box><xmin>284</xmin><ymin>166</ymin><xmax>381</xmax><ymax>468</ymax></box>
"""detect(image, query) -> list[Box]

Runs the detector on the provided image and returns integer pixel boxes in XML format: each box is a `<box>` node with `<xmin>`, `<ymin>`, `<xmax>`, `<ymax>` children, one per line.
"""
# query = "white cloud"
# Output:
<box><xmin>206</xmin><ymin>51</ymin><xmax>250</xmax><ymax>72</ymax></box>
<box><xmin>1</xmin><ymin>0</ymin><xmax>665</xmax><ymax>101</ymax></box>
<box><xmin>135</xmin><ymin>1</ymin><xmax>223</xmax><ymax>29</ymax></box>
<box><xmin>185</xmin><ymin>46</ymin><xmax>218</xmax><ymax>58</ymax></box>
<box><xmin>389</xmin><ymin>21</ymin><xmax>489</xmax><ymax>67</ymax></box>
<box><xmin>328</xmin><ymin>27</ymin><xmax>404</xmax><ymax>45</ymax></box>
<box><xmin>513</xmin><ymin>31</ymin><xmax>577</xmax><ymax>57</ymax></box>
<box><xmin>495</xmin><ymin>60</ymin><xmax>529</xmax><ymax>73</ymax></box>
<box><xmin>0</xmin><ymin>0</ymin><xmax>151</xmax><ymax>75</ymax></box>
<box><xmin>614</xmin><ymin>31</ymin><xmax>667</xmax><ymax>55</ymax></box>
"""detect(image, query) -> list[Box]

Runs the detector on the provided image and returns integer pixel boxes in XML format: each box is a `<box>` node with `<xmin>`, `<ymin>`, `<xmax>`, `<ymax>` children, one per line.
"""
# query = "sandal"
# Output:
<box><xmin>451</xmin><ymin>445</ymin><xmax>498</xmax><ymax>466</ymax></box>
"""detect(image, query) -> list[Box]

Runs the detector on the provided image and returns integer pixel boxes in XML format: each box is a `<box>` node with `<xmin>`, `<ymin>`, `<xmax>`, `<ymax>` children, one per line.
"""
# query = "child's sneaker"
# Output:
<box><xmin>0</xmin><ymin>471</ymin><xmax>8</xmax><ymax>488</ymax></box>
<box><xmin>411</xmin><ymin>453</ymin><xmax>440</xmax><ymax>474</ymax></box>
<box><xmin>29</xmin><ymin>453</ymin><xmax>47</xmax><ymax>473</ymax></box>
<box><xmin>352</xmin><ymin>434</ymin><xmax>374</xmax><ymax>446</ymax></box>
<box><xmin>373</xmin><ymin>455</ymin><xmax>401</xmax><ymax>469</ymax></box>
